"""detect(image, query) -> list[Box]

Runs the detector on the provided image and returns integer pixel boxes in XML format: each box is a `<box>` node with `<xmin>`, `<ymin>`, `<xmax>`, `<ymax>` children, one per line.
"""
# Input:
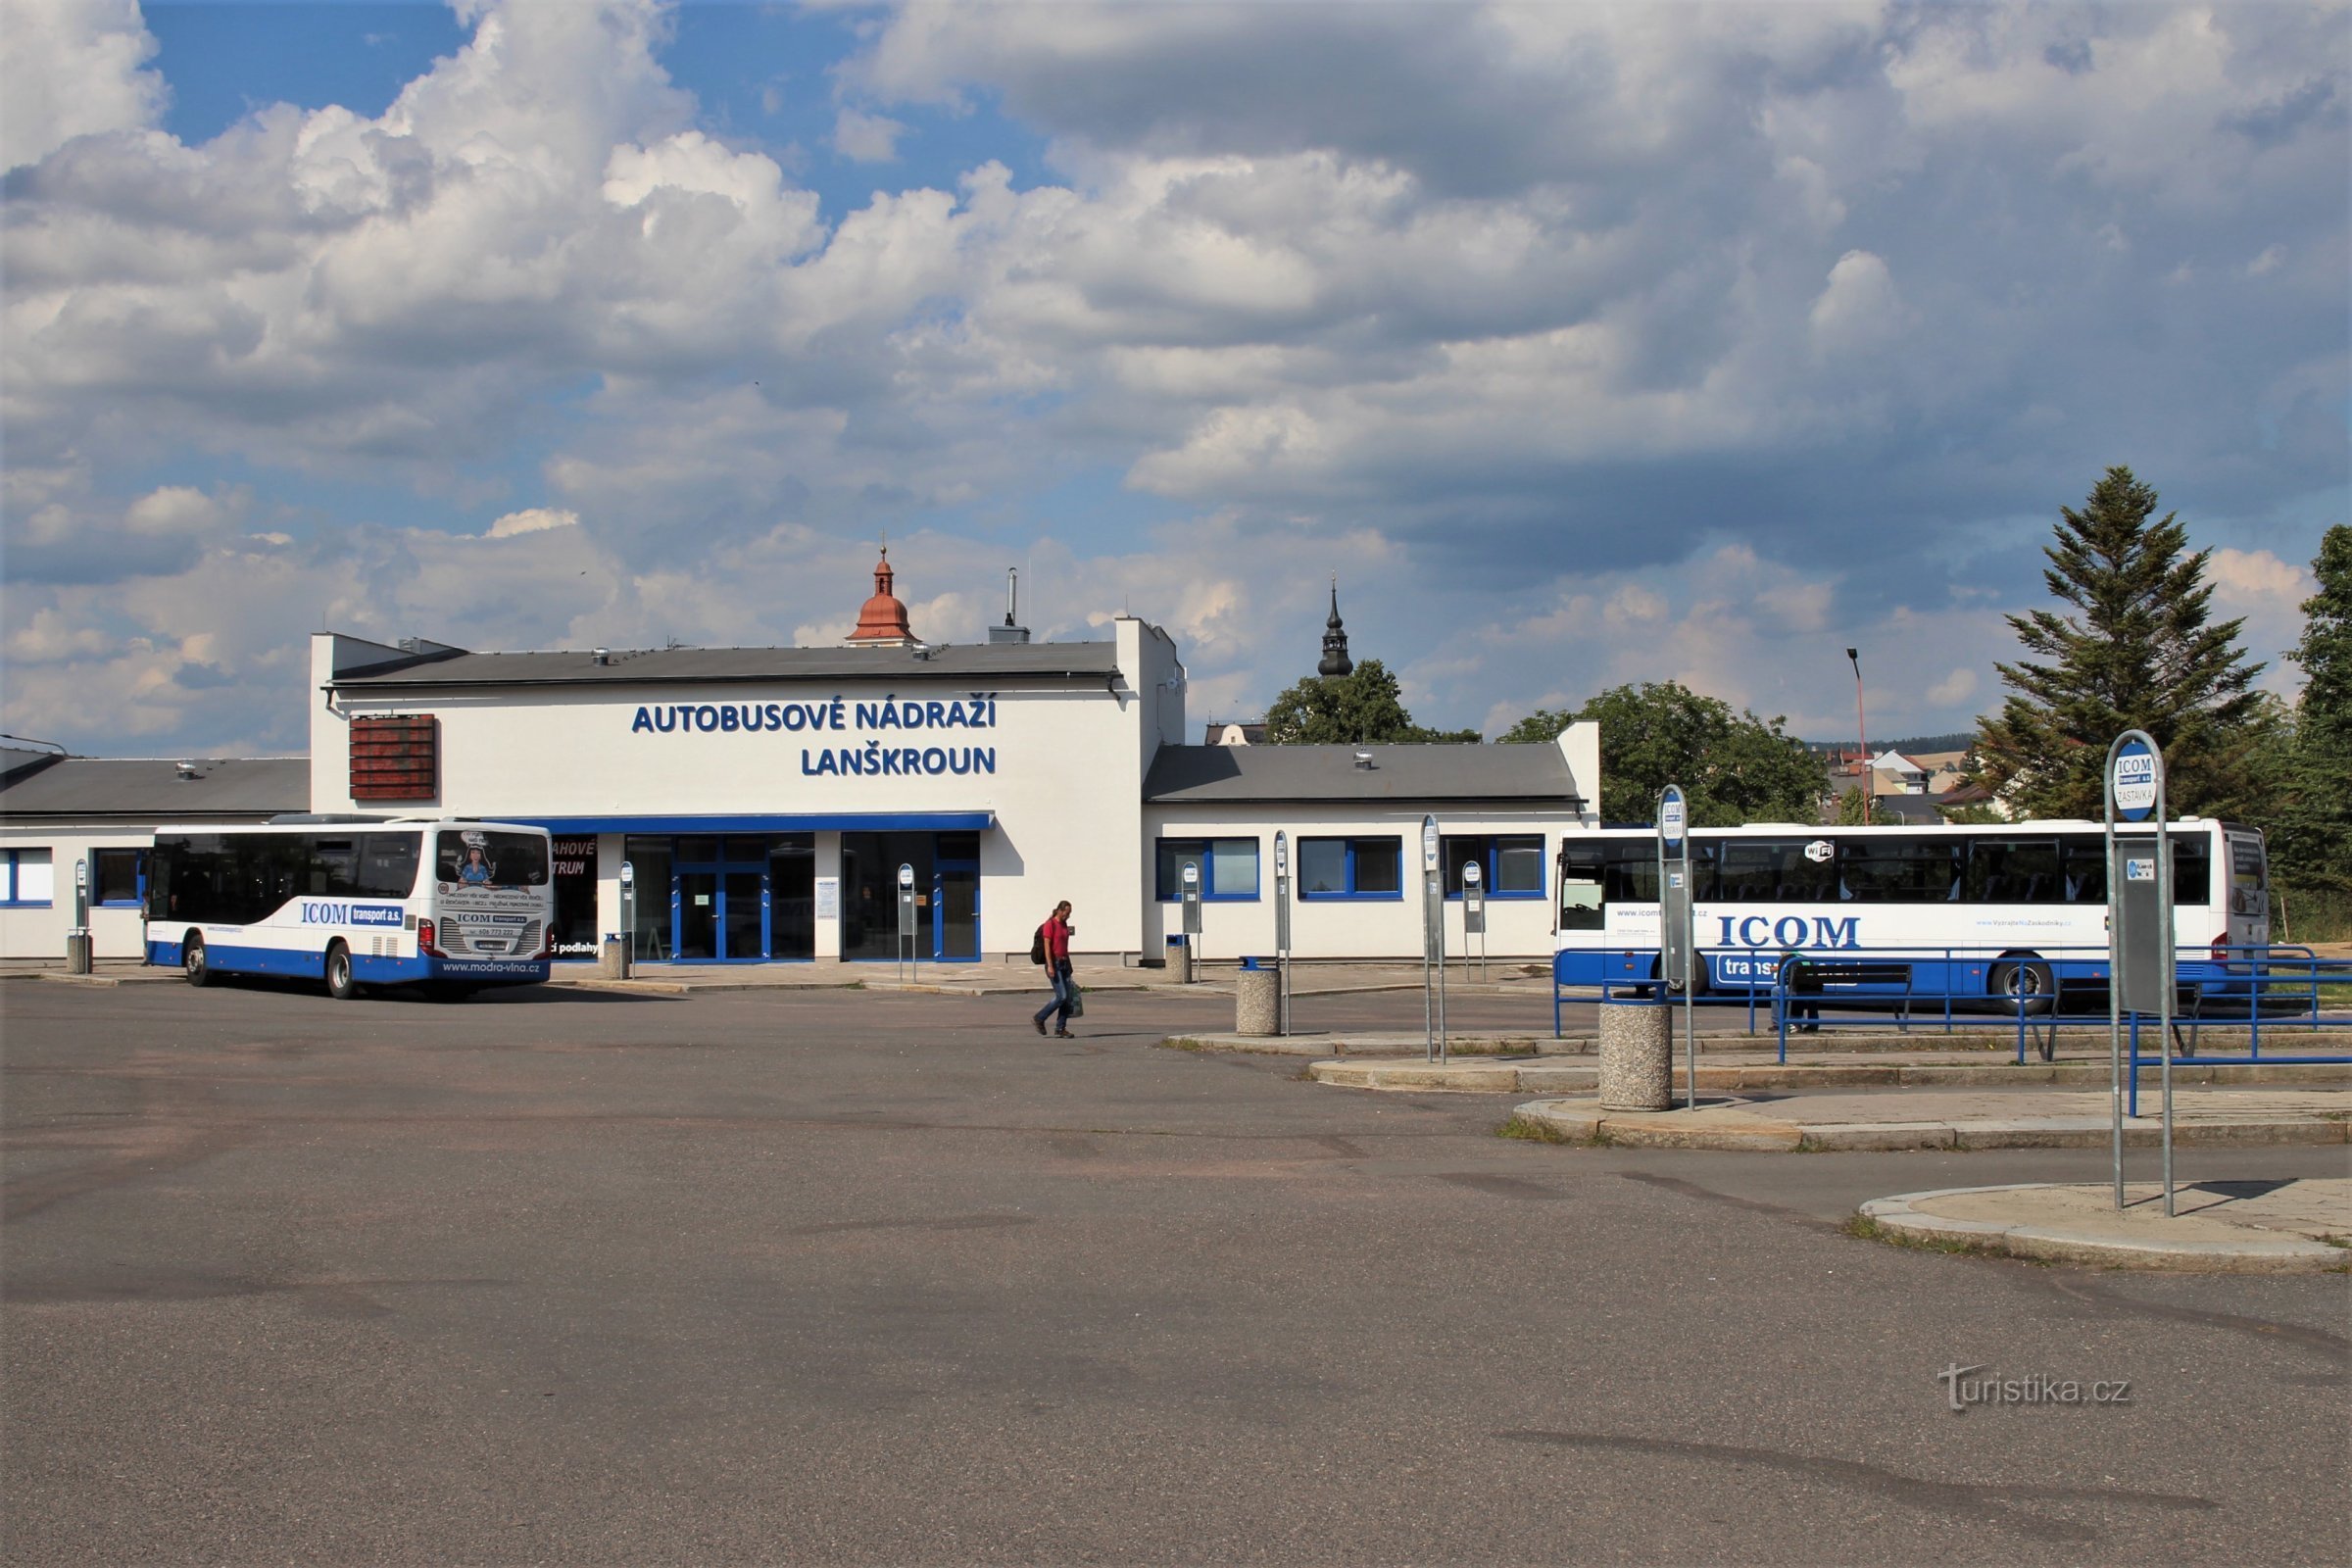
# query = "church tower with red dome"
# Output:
<box><xmin>846</xmin><ymin>548</ymin><xmax>916</xmax><ymax>647</ymax></box>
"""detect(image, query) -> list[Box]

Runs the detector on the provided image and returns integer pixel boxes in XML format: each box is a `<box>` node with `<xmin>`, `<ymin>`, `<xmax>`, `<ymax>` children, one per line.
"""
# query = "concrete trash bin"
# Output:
<box><xmin>1597</xmin><ymin>1000</ymin><xmax>1673</xmax><ymax>1111</ymax></box>
<box><xmin>599</xmin><ymin>934</ymin><xmax>632</xmax><ymax>980</ymax></box>
<box><xmin>1168</xmin><ymin>935</ymin><xmax>1194</xmax><ymax>985</ymax></box>
<box><xmin>66</xmin><ymin>932</ymin><xmax>92</xmax><ymax>975</ymax></box>
<box><xmin>1236</xmin><ymin>962</ymin><xmax>1280</xmax><ymax>1036</ymax></box>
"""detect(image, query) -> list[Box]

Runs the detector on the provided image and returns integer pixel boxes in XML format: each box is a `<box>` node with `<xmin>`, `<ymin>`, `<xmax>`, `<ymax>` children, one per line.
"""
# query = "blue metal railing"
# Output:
<box><xmin>1551</xmin><ymin>942</ymin><xmax>2352</xmax><ymax>1071</ymax></box>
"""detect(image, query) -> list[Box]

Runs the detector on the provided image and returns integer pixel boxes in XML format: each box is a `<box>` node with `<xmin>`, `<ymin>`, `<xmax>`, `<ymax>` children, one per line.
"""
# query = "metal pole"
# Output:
<box><xmin>2104</xmin><ymin>743</ymin><xmax>2124</xmax><ymax>1209</ymax></box>
<box><xmin>2156</xmin><ymin>762</ymin><xmax>2175</xmax><ymax>1216</ymax></box>
<box><xmin>1684</xmin><ymin>928</ymin><xmax>1697</xmax><ymax>1112</ymax></box>
<box><xmin>1847</xmin><ymin>647</ymin><xmax>1872</xmax><ymax>826</ymax></box>
<box><xmin>1421</xmin><ymin>816</ymin><xmax>1440</xmax><ymax>1064</ymax></box>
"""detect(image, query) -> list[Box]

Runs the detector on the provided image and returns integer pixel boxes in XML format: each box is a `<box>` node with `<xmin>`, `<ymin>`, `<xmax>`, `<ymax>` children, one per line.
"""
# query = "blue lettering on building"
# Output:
<box><xmin>627</xmin><ymin>692</ymin><xmax>1002</xmax><ymax>782</ymax></box>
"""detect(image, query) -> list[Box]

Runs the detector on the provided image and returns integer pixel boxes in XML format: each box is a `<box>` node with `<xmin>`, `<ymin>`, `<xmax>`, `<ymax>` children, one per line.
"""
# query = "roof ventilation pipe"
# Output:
<box><xmin>989</xmin><ymin>566</ymin><xmax>1031</xmax><ymax>645</ymax></box>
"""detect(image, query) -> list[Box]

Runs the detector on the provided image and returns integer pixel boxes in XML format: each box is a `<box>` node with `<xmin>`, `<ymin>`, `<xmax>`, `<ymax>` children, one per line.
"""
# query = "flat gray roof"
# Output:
<box><xmin>1144</xmin><ymin>744</ymin><xmax>1582</xmax><ymax>807</ymax></box>
<box><xmin>332</xmin><ymin>642</ymin><xmax>1123</xmax><ymax>689</ymax></box>
<box><xmin>0</xmin><ymin>758</ymin><xmax>309</xmax><ymax>820</ymax></box>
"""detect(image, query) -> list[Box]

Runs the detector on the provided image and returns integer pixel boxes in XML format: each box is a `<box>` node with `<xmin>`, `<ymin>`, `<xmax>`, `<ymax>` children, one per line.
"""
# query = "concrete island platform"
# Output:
<box><xmin>1499</xmin><ymin>1086</ymin><xmax>2352</xmax><ymax>1152</ymax></box>
<box><xmin>1856</xmin><ymin>1178</ymin><xmax>2351</xmax><ymax>1273</ymax></box>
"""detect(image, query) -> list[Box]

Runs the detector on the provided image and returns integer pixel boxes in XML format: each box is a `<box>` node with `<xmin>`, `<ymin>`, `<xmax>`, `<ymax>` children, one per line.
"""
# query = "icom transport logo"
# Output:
<box><xmin>2112</xmin><ymin>742</ymin><xmax>2158</xmax><ymax>817</ymax></box>
<box><xmin>300</xmin><ymin>903</ymin><xmax>404</xmax><ymax>927</ymax></box>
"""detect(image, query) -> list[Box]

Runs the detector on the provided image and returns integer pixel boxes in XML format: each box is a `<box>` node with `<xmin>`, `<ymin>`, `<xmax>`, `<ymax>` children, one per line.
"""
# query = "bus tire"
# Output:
<box><xmin>325</xmin><ymin>941</ymin><xmax>359</xmax><ymax>1001</ymax></box>
<box><xmin>1991</xmin><ymin>958</ymin><xmax>2053</xmax><ymax>1016</ymax></box>
<box><xmin>181</xmin><ymin>933</ymin><xmax>210</xmax><ymax>987</ymax></box>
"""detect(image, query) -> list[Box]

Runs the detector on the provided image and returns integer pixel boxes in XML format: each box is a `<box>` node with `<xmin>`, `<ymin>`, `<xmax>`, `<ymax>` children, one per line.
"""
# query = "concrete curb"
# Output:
<box><xmin>1509</xmin><ymin>1096</ymin><xmax>2352</xmax><ymax>1153</ymax></box>
<box><xmin>1857</xmin><ymin>1184</ymin><xmax>2351</xmax><ymax>1273</ymax></box>
<box><xmin>546</xmin><ymin>977</ymin><xmax>694</xmax><ymax>997</ymax></box>
<box><xmin>1308</xmin><ymin>1057</ymin><xmax>2352</xmax><ymax>1093</ymax></box>
<box><xmin>1180</xmin><ymin>1029</ymin><xmax>2352</xmax><ymax>1061</ymax></box>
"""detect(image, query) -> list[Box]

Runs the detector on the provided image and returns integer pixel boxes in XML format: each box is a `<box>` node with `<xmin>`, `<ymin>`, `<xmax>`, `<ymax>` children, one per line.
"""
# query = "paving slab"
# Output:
<box><xmin>1506</xmin><ymin>1086</ymin><xmax>2352</xmax><ymax>1153</ymax></box>
<box><xmin>1858</xmin><ymin>1179</ymin><xmax>2352</xmax><ymax>1272</ymax></box>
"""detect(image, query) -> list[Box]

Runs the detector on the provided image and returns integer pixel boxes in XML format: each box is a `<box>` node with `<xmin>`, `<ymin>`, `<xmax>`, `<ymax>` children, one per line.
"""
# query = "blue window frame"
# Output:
<box><xmin>1154</xmin><ymin>837</ymin><xmax>1259</xmax><ymax>901</ymax></box>
<box><xmin>93</xmin><ymin>847</ymin><xmax>146</xmax><ymax>907</ymax></box>
<box><xmin>1</xmin><ymin>849</ymin><xmax>54</xmax><ymax>907</ymax></box>
<box><xmin>1441</xmin><ymin>834</ymin><xmax>1545</xmax><ymax>900</ymax></box>
<box><xmin>1298</xmin><ymin>837</ymin><xmax>1402</xmax><ymax>900</ymax></box>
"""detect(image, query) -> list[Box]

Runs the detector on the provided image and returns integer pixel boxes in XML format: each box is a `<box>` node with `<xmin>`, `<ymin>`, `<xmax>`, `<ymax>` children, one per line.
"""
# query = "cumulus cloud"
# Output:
<box><xmin>0</xmin><ymin>0</ymin><xmax>2341</xmax><ymax>755</ymax></box>
<box><xmin>484</xmin><ymin>506</ymin><xmax>580</xmax><ymax>538</ymax></box>
<box><xmin>1</xmin><ymin>0</ymin><xmax>166</xmax><ymax>172</ymax></box>
<box><xmin>831</xmin><ymin>108</ymin><xmax>906</xmax><ymax>163</ymax></box>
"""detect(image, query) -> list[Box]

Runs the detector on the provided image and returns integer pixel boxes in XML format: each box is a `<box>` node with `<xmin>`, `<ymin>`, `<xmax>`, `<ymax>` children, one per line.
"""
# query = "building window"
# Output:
<box><xmin>1155</xmin><ymin>837</ymin><xmax>1259</xmax><ymax>901</ymax></box>
<box><xmin>1441</xmin><ymin>834</ymin><xmax>1545</xmax><ymax>899</ymax></box>
<box><xmin>2</xmin><ymin>849</ymin><xmax>53</xmax><ymax>906</ymax></box>
<box><xmin>93</xmin><ymin>848</ymin><xmax>146</xmax><ymax>906</ymax></box>
<box><xmin>1298</xmin><ymin>837</ymin><xmax>1402</xmax><ymax>899</ymax></box>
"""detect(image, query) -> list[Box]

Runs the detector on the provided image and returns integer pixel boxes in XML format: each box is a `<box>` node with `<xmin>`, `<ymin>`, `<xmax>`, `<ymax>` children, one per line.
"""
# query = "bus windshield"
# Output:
<box><xmin>435</xmin><ymin>831</ymin><xmax>550</xmax><ymax>890</ymax></box>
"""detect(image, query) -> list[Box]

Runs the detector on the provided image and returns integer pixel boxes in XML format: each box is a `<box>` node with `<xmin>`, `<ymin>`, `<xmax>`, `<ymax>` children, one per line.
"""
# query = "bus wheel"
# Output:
<box><xmin>325</xmin><ymin>941</ymin><xmax>359</xmax><ymax>1001</ymax></box>
<box><xmin>1991</xmin><ymin>958</ymin><xmax>2053</xmax><ymax>1016</ymax></box>
<box><xmin>181</xmin><ymin>934</ymin><xmax>210</xmax><ymax>987</ymax></box>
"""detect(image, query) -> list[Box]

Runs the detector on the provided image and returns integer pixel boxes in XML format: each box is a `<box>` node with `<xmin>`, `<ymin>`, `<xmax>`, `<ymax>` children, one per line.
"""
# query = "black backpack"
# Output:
<box><xmin>1029</xmin><ymin>924</ymin><xmax>1048</xmax><ymax>965</ymax></box>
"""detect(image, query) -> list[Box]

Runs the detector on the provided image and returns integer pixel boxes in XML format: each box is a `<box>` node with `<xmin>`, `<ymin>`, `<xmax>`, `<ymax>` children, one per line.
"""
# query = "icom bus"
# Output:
<box><xmin>1553</xmin><ymin>816</ymin><xmax>2268</xmax><ymax>1011</ymax></box>
<box><xmin>144</xmin><ymin>817</ymin><xmax>555</xmax><ymax>999</ymax></box>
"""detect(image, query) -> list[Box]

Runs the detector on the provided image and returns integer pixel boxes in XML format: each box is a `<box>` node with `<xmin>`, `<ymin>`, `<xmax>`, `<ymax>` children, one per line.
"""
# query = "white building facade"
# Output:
<box><xmin>2</xmin><ymin>567</ymin><xmax>1600</xmax><ymax>967</ymax></box>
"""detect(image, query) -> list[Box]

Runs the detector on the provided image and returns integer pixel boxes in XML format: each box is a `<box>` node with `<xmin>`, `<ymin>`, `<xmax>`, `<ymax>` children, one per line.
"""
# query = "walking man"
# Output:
<box><xmin>1033</xmin><ymin>901</ymin><xmax>1076</xmax><ymax>1037</ymax></box>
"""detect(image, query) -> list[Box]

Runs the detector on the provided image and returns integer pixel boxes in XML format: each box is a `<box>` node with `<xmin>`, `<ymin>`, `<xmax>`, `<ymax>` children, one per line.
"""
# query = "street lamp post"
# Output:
<box><xmin>1846</xmin><ymin>646</ymin><xmax>1872</xmax><ymax>826</ymax></box>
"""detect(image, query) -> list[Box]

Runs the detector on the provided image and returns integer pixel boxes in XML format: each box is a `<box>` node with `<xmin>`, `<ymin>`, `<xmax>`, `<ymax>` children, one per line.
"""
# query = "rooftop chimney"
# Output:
<box><xmin>988</xmin><ymin>565</ymin><xmax>1031</xmax><ymax>645</ymax></box>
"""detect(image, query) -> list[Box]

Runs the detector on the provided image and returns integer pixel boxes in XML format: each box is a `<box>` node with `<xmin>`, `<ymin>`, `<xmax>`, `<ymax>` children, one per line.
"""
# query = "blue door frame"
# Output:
<box><xmin>934</xmin><ymin>857</ymin><xmax>980</xmax><ymax>962</ymax></box>
<box><xmin>671</xmin><ymin>845</ymin><xmax>769</xmax><ymax>962</ymax></box>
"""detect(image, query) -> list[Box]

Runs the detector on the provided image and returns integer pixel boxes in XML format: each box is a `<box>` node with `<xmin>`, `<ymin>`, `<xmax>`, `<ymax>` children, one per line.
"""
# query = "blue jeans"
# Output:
<box><xmin>1034</xmin><ymin>958</ymin><xmax>1074</xmax><ymax>1029</ymax></box>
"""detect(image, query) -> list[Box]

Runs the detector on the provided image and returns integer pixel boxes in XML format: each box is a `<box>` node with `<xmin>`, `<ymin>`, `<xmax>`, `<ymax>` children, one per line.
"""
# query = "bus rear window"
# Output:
<box><xmin>437</xmin><ymin>832</ymin><xmax>549</xmax><ymax>889</ymax></box>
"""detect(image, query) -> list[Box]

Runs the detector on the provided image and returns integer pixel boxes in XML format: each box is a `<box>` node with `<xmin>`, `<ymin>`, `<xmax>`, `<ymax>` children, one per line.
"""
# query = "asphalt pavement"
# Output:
<box><xmin>4</xmin><ymin>976</ymin><xmax>2347</xmax><ymax>1565</ymax></box>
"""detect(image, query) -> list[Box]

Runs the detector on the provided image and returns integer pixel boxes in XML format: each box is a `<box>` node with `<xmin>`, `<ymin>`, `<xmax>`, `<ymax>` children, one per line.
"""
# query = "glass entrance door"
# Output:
<box><xmin>673</xmin><ymin>838</ymin><xmax>770</xmax><ymax>961</ymax></box>
<box><xmin>677</xmin><ymin>870</ymin><xmax>720</xmax><ymax>959</ymax></box>
<box><xmin>935</xmin><ymin>859</ymin><xmax>979</xmax><ymax>962</ymax></box>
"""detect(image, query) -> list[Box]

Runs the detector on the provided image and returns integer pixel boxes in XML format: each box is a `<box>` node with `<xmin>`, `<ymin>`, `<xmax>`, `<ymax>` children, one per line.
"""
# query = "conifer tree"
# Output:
<box><xmin>2276</xmin><ymin>525</ymin><xmax>2352</xmax><ymax>892</ymax></box>
<box><xmin>1973</xmin><ymin>466</ymin><xmax>2269</xmax><ymax>818</ymax></box>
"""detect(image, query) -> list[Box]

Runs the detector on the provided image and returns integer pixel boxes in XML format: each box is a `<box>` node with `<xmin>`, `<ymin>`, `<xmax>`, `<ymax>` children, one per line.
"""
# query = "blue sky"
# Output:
<box><xmin>4</xmin><ymin>0</ymin><xmax>2345</xmax><ymax>757</ymax></box>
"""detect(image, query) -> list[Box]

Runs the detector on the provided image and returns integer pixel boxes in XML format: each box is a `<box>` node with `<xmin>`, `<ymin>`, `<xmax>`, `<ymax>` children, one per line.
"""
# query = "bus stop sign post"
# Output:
<box><xmin>1273</xmin><ymin>832</ymin><xmax>1291</xmax><ymax>1036</ymax></box>
<box><xmin>68</xmin><ymin>858</ymin><xmax>91</xmax><ymax>976</ymax></box>
<box><xmin>618</xmin><ymin>859</ymin><xmax>636</xmax><ymax>976</ymax></box>
<box><xmin>1422</xmin><ymin>815</ymin><xmax>1446</xmax><ymax>1063</ymax></box>
<box><xmin>897</xmin><ymin>863</ymin><xmax>918</xmax><ymax>984</ymax></box>
<box><xmin>1658</xmin><ymin>785</ymin><xmax>1696</xmax><ymax>1109</ymax></box>
<box><xmin>1462</xmin><ymin>859</ymin><xmax>1485</xmax><ymax>981</ymax></box>
<box><xmin>2105</xmin><ymin>732</ymin><xmax>2175</xmax><ymax>1215</ymax></box>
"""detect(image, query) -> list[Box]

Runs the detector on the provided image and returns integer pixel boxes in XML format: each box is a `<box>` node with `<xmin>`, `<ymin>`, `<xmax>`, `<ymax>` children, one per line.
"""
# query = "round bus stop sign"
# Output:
<box><xmin>2111</xmin><ymin>738</ymin><xmax>2159</xmax><ymax>822</ymax></box>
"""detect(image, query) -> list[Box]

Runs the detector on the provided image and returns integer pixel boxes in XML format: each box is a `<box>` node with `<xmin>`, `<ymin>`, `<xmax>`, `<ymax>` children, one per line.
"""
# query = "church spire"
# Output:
<box><xmin>1317</xmin><ymin>575</ymin><xmax>1353</xmax><ymax>680</ymax></box>
<box><xmin>848</xmin><ymin>546</ymin><xmax>916</xmax><ymax>646</ymax></box>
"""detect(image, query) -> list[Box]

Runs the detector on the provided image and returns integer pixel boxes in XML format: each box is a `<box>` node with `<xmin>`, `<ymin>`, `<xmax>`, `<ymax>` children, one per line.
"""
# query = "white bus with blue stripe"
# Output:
<box><xmin>144</xmin><ymin>817</ymin><xmax>555</xmax><ymax>999</ymax></box>
<box><xmin>1554</xmin><ymin>817</ymin><xmax>2268</xmax><ymax>1012</ymax></box>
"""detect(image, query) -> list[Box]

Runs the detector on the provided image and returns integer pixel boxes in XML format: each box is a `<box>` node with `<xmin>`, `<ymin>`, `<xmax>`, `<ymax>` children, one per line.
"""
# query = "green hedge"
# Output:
<box><xmin>2271</xmin><ymin>886</ymin><xmax>2352</xmax><ymax>945</ymax></box>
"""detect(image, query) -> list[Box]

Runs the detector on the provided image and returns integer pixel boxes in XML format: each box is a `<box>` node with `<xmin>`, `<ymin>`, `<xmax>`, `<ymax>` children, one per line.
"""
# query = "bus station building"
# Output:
<box><xmin>3</xmin><ymin>556</ymin><xmax>1601</xmax><ymax>966</ymax></box>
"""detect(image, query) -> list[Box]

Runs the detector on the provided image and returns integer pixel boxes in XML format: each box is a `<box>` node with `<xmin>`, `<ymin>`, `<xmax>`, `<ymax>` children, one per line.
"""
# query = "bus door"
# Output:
<box><xmin>2226</xmin><ymin>829</ymin><xmax>2269</xmax><ymax>951</ymax></box>
<box><xmin>1554</xmin><ymin>840</ymin><xmax>1663</xmax><ymax>987</ymax></box>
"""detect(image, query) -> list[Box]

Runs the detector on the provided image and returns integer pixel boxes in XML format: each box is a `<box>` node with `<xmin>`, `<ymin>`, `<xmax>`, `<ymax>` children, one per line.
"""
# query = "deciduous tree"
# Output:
<box><xmin>1501</xmin><ymin>681</ymin><xmax>1826</xmax><ymax>825</ymax></box>
<box><xmin>1261</xmin><ymin>659</ymin><xmax>1473</xmax><ymax>745</ymax></box>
